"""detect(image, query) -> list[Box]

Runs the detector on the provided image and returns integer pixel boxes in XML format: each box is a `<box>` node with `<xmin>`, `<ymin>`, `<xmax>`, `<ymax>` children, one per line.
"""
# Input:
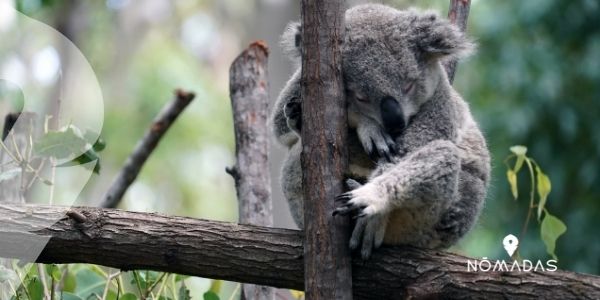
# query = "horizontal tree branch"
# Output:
<box><xmin>1</xmin><ymin>204</ymin><xmax>599</xmax><ymax>299</ymax></box>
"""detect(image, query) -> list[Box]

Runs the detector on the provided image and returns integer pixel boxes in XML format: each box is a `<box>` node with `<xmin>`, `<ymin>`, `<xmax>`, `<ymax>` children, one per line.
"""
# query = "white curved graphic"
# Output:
<box><xmin>0</xmin><ymin>1</ymin><xmax>104</xmax><ymax>295</ymax></box>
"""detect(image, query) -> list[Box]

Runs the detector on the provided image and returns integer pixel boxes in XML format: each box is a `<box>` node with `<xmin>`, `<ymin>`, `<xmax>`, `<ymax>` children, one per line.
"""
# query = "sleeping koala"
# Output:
<box><xmin>271</xmin><ymin>4</ymin><xmax>490</xmax><ymax>259</ymax></box>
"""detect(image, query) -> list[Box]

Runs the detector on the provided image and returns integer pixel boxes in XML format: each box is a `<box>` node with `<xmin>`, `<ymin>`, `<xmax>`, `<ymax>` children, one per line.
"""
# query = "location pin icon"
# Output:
<box><xmin>503</xmin><ymin>234</ymin><xmax>519</xmax><ymax>257</ymax></box>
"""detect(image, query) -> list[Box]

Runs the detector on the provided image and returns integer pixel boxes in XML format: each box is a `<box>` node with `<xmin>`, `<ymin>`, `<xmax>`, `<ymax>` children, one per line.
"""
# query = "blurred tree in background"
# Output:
<box><xmin>1</xmin><ymin>0</ymin><xmax>598</xmax><ymax>298</ymax></box>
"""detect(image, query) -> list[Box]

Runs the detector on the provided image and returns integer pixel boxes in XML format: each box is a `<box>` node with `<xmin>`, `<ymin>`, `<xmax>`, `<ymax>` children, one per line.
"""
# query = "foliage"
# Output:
<box><xmin>1</xmin><ymin>263</ymin><xmax>196</xmax><ymax>300</ymax></box>
<box><xmin>505</xmin><ymin>145</ymin><xmax>566</xmax><ymax>260</ymax></box>
<box><xmin>454</xmin><ymin>0</ymin><xmax>600</xmax><ymax>273</ymax></box>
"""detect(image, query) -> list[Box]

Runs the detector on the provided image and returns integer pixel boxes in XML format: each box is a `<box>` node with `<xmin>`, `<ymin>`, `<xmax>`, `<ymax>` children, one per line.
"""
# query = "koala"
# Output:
<box><xmin>271</xmin><ymin>4</ymin><xmax>491</xmax><ymax>259</ymax></box>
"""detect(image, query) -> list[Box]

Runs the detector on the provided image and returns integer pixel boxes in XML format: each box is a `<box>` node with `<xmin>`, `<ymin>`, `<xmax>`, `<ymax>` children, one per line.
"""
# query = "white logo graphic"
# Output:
<box><xmin>503</xmin><ymin>234</ymin><xmax>519</xmax><ymax>257</ymax></box>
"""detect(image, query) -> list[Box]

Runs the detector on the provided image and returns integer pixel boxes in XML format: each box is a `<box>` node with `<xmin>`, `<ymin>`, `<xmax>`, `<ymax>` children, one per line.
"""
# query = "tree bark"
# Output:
<box><xmin>444</xmin><ymin>0</ymin><xmax>472</xmax><ymax>83</ymax></box>
<box><xmin>228</xmin><ymin>41</ymin><xmax>274</xmax><ymax>300</ymax></box>
<box><xmin>0</xmin><ymin>204</ymin><xmax>599</xmax><ymax>300</ymax></box>
<box><xmin>300</xmin><ymin>0</ymin><xmax>353</xmax><ymax>299</ymax></box>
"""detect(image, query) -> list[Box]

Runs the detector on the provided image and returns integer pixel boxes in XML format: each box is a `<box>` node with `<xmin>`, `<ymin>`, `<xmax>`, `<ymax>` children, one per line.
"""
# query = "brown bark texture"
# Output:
<box><xmin>228</xmin><ymin>41</ymin><xmax>274</xmax><ymax>300</ymax></box>
<box><xmin>0</xmin><ymin>205</ymin><xmax>599</xmax><ymax>300</ymax></box>
<box><xmin>300</xmin><ymin>0</ymin><xmax>353</xmax><ymax>299</ymax></box>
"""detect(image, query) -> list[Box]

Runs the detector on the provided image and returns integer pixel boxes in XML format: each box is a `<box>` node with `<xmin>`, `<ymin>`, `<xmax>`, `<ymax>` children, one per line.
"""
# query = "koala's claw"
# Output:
<box><xmin>358</xmin><ymin>125</ymin><xmax>398</xmax><ymax>163</ymax></box>
<box><xmin>349</xmin><ymin>212</ymin><xmax>388</xmax><ymax>260</ymax></box>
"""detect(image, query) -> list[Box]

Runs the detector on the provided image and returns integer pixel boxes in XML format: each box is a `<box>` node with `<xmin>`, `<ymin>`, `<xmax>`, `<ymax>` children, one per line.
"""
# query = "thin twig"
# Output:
<box><xmin>101</xmin><ymin>272</ymin><xmax>120</xmax><ymax>300</ymax></box>
<box><xmin>101</xmin><ymin>89</ymin><xmax>195</xmax><ymax>208</ymax></box>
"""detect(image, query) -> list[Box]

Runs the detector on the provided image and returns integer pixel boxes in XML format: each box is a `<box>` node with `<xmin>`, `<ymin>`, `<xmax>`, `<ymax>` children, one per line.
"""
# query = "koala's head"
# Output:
<box><xmin>281</xmin><ymin>4</ymin><xmax>474</xmax><ymax>136</ymax></box>
<box><xmin>343</xmin><ymin>5</ymin><xmax>474</xmax><ymax>136</ymax></box>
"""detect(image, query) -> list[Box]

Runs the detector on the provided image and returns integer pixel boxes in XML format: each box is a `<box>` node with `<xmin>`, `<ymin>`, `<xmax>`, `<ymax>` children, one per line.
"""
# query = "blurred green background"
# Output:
<box><xmin>1</xmin><ymin>0</ymin><xmax>598</xmax><ymax>297</ymax></box>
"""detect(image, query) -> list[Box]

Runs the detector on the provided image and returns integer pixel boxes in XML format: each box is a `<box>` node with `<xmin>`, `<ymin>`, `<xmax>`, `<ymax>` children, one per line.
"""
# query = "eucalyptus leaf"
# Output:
<box><xmin>506</xmin><ymin>169</ymin><xmax>518</xmax><ymax>199</ymax></box>
<box><xmin>27</xmin><ymin>277</ymin><xmax>44</xmax><ymax>300</ymax></box>
<box><xmin>74</xmin><ymin>268</ymin><xmax>105</xmax><ymax>298</ymax></box>
<box><xmin>45</xmin><ymin>264</ymin><xmax>61</xmax><ymax>282</ymax></box>
<box><xmin>510</xmin><ymin>145</ymin><xmax>528</xmax><ymax>156</ymax></box>
<box><xmin>120</xmin><ymin>293</ymin><xmax>138</xmax><ymax>300</ymax></box>
<box><xmin>63</xmin><ymin>270</ymin><xmax>77</xmax><ymax>293</ymax></box>
<box><xmin>60</xmin><ymin>292</ymin><xmax>84</xmax><ymax>300</ymax></box>
<box><xmin>203</xmin><ymin>291</ymin><xmax>219</xmax><ymax>300</ymax></box>
<box><xmin>541</xmin><ymin>211</ymin><xmax>567</xmax><ymax>260</ymax></box>
<box><xmin>34</xmin><ymin>128</ymin><xmax>87</xmax><ymax>159</ymax></box>
<box><xmin>179</xmin><ymin>285</ymin><xmax>192</xmax><ymax>300</ymax></box>
<box><xmin>56</xmin><ymin>149</ymin><xmax>101</xmax><ymax>174</ymax></box>
<box><xmin>536</xmin><ymin>166</ymin><xmax>552</xmax><ymax>220</ymax></box>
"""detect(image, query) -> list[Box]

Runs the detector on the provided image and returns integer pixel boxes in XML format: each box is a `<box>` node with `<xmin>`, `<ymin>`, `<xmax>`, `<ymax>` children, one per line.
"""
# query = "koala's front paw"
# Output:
<box><xmin>284</xmin><ymin>97</ymin><xmax>302</xmax><ymax>133</ymax></box>
<box><xmin>357</xmin><ymin>123</ymin><xmax>397</xmax><ymax>163</ymax></box>
<box><xmin>333</xmin><ymin>179</ymin><xmax>390</xmax><ymax>259</ymax></box>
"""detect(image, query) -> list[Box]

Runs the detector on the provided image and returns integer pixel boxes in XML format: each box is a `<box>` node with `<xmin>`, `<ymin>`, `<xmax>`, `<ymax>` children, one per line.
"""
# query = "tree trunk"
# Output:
<box><xmin>300</xmin><ymin>0</ymin><xmax>353</xmax><ymax>299</ymax></box>
<box><xmin>228</xmin><ymin>41</ymin><xmax>274</xmax><ymax>300</ymax></box>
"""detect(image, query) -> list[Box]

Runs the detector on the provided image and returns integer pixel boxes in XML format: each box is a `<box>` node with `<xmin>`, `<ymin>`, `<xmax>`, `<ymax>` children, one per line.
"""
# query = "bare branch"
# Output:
<box><xmin>101</xmin><ymin>90</ymin><xmax>195</xmax><ymax>208</ymax></box>
<box><xmin>229</xmin><ymin>41</ymin><xmax>274</xmax><ymax>300</ymax></box>
<box><xmin>0</xmin><ymin>204</ymin><xmax>599</xmax><ymax>300</ymax></box>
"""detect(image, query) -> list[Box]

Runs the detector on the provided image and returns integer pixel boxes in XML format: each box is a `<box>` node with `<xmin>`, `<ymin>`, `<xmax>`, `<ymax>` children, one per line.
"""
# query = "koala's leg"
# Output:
<box><xmin>435</xmin><ymin>169</ymin><xmax>486</xmax><ymax>247</ymax></box>
<box><xmin>334</xmin><ymin>140</ymin><xmax>460</xmax><ymax>258</ymax></box>
<box><xmin>271</xmin><ymin>69</ymin><xmax>302</xmax><ymax>147</ymax></box>
<box><xmin>280</xmin><ymin>142</ymin><xmax>304</xmax><ymax>229</ymax></box>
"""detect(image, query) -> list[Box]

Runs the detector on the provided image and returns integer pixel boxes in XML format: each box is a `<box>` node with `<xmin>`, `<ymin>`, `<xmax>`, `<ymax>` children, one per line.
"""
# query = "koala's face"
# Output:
<box><xmin>343</xmin><ymin>39</ymin><xmax>427</xmax><ymax>137</ymax></box>
<box><xmin>342</xmin><ymin>5</ymin><xmax>474</xmax><ymax>136</ymax></box>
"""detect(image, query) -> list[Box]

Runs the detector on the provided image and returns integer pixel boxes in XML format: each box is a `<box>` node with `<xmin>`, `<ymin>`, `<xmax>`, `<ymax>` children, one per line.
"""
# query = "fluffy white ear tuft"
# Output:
<box><xmin>414</xmin><ymin>11</ymin><xmax>476</xmax><ymax>60</ymax></box>
<box><xmin>280</xmin><ymin>21</ymin><xmax>302</xmax><ymax>63</ymax></box>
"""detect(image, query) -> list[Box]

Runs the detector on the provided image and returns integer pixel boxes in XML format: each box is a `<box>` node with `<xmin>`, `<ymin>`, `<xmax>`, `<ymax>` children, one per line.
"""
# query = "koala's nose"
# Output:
<box><xmin>380</xmin><ymin>96</ymin><xmax>405</xmax><ymax>136</ymax></box>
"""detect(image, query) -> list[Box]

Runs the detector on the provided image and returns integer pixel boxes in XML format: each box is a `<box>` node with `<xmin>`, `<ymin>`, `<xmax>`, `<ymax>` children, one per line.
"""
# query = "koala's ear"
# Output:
<box><xmin>414</xmin><ymin>11</ymin><xmax>475</xmax><ymax>60</ymax></box>
<box><xmin>281</xmin><ymin>21</ymin><xmax>302</xmax><ymax>62</ymax></box>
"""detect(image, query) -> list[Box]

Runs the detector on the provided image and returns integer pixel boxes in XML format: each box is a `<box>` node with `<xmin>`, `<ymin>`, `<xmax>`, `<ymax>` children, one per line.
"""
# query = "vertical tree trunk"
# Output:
<box><xmin>300</xmin><ymin>1</ymin><xmax>353</xmax><ymax>299</ymax></box>
<box><xmin>228</xmin><ymin>42</ymin><xmax>274</xmax><ymax>300</ymax></box>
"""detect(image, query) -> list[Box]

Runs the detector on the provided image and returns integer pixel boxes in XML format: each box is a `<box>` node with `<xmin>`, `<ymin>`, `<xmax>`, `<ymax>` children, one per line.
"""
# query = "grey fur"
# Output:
<box><xmin>271</xmin><ymin>4</ymin><xmax>490</xmax><ymax>260</ymax></box>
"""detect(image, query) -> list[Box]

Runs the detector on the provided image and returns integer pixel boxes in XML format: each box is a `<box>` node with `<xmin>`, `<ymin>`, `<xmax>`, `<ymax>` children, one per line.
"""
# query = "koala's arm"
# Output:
<box><xmin>271</xmin><ymin>68</ymin><xmax>302</xmax><ymax>148</ymax></box>
<box><xmin>395</xmin><ymin>88</ymin><xmax>461</xmax><ymax>156</ymax></box>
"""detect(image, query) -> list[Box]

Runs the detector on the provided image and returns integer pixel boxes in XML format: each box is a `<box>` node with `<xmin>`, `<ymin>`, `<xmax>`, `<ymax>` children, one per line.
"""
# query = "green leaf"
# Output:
<box><xmin>0</xmin><ymin>168</ymin><xmax>21</xmax><ymax>183</ymax></box>
<box><xmin>536</xmin><ymin>166</ymin><xmax>552</xmax><ymax>220</ymax></box>
<box><xmin>45</xmin><ymin>264</ymin><xmax>61</xmax><ymax>282</ymax></box>
<box><xmin>540</xmin><ymin>211</ymin><xmax>567</xmax><ymax>260</ymax></box>
<box><xmin>56</xmin><ymin>149</ymin><xmax>101</xmax><ymax>174</ymax></box>
<box><xmin>203</xmin><ymin>291</ymin><xmax>219</xmax><ymax>300</ymax></box>
<box><xmin>506</xmin><ymin>169</ymin><xmax>518</xmax><ymax>199</ymax></box>
<box><xmin>61</xmin><ymin>292</ymin><xmax>84</xmax><ymax>300</ymax></box>
<box><xmin>74</xmin><ymin>268</ymin><xmax>105</xmax><ymax>298</ymax></box>
<box><xmin>34</xmin><ymin>128</ymin><xmax>87</xmax><ymax>159</ymax></box>
<box><xmin>83</xmin><ymin>131</ymin><xmax>106</xmax><ymax>152</ymax></box>
<box><xmin>120</xmin><ymin>293</ymin><xmax>138</xmax><ymax>300</ymax></box>
<box><xmin>209</xmin><ymin>280</ymin><xmax>222</xmax><ymax>294</ymax></box>
<box><xmin>510</xmin><ymin>145</ymin><xmax>528</xmax><ymax>156</ymax></box>
<box><xmin>27</xmin><ymin>277</ymin><xmax>44</xmax><ymax>300</ymax></box>
<box><xmin>179</xmin><ymin>285</ymin><xmax>192</xmax><ymax>300</ymax></box>
<box><xmin>63</xmin><ymin>270</ymin><xmax>77</xmax><ymax>293</ymax></box>
<box><xmin>514</xmin><ymin>155</ymin><xmax>525</xmax><ymax>173</ymax></box>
